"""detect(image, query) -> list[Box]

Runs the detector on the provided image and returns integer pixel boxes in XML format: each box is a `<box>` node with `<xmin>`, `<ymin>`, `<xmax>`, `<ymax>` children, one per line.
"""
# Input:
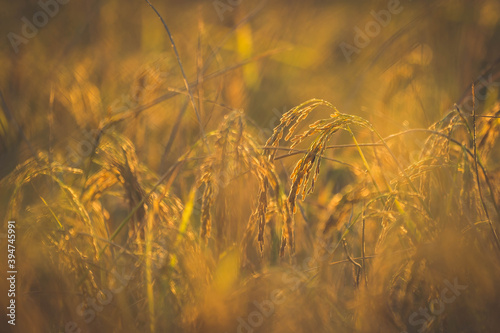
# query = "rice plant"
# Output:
<box><xmin>2</xmin><ymin>1</ymin><xmax>500</xmax><ymax>332</ymax></box>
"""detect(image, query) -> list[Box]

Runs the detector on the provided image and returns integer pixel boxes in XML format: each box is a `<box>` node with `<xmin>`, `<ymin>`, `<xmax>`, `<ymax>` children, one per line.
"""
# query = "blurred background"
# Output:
<box><xmin>2</xmin><ymin>0</ymin><xmax>499</xmax><ymax>176</ymax></box>
<box><xmin>1</xmin><ymin>0</ymin><xmax>500</xmax><ymax>332</ymax></box>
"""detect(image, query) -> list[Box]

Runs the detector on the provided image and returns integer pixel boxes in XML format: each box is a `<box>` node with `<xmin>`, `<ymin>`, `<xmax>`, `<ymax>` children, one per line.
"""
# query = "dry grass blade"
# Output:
<box><xmin>142</xmin><ymin>0</ymin><xmax>207</xmax><ymax>147</ymax></box>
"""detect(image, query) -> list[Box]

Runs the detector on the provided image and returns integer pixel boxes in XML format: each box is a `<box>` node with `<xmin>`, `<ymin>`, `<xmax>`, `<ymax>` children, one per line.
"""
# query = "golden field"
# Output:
<box><xmin>1</xmin><ymin>0</ymin><xmax>500</xmax><ymax>332</ymax></box>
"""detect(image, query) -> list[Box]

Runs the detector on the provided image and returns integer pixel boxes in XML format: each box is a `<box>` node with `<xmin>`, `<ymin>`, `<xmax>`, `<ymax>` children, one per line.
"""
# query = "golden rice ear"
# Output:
<box><xmin>191</xmin><ymin>110</ymin><xmax>285</xmax><ymax>254</ymax></box>
<box><xmin>200</xmin><ymin>182</ymin><xmax>213</xmax><ymax>241</ymax></box>
<box><xmin>256</xmin><ymin>178</ymin><xmax>269</xmax><ymax>252</ymax></box>
<box><xmin>280</xmin><ymin>199</ymin><xmax>295</xmax><ymax>256</ymax></box>
<box><xmin>265</xmin><ymin>99</ymin><xmax>383</xmax><ymax>257</ymax></box>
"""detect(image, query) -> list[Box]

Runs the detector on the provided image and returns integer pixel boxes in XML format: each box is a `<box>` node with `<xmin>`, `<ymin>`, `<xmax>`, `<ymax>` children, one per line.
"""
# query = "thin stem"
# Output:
<box><xmin>472</xmin><ymin>83</ymin><xmax>500</xmax><ymax>253</ymax></box>
<box><xmin>143</xmin><ymin>0</ymin><xmax>207</xmax><ymax>147</ymax></box>
<box><xmin>362</xmin><ymin>202</ymin><xmax>368</xmax><ymax>287</ymax></box>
